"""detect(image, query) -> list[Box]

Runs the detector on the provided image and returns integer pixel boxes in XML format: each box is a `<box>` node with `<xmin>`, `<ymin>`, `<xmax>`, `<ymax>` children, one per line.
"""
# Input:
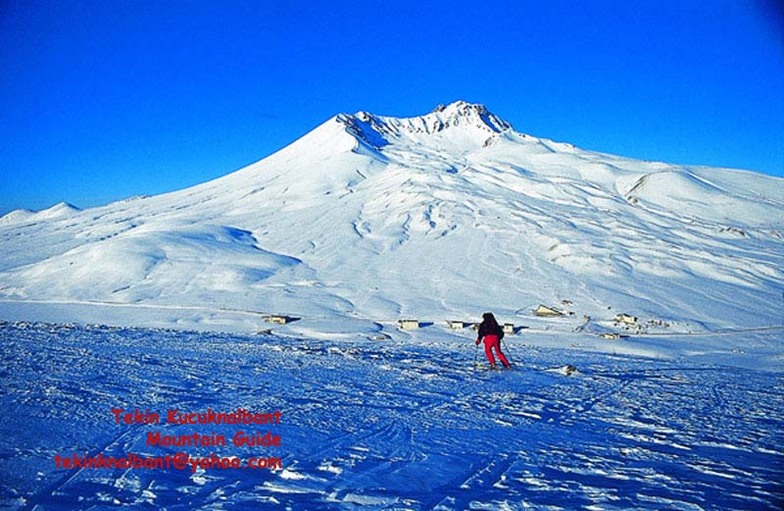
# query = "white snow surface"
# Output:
<box><xmin>1</xmin><ymin>101</ymin><xmax>782</xmax><ymax>337</ymax></box>
<box><xmin>1</xmin><ymin>101</ymin><xmax>783</xmax><ymax>508</ymax></box>
<box><xmin>0</xmin><ymin>322</ymin><xmax>782</xmax><ymax>510</ymax></box>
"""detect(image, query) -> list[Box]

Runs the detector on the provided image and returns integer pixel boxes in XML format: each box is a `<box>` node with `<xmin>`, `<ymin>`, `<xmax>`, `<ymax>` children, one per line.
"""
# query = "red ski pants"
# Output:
<box><xmin>482</xmin><ymin>335</ymin><xmax>510</xmax><ymax>368</ymax></box>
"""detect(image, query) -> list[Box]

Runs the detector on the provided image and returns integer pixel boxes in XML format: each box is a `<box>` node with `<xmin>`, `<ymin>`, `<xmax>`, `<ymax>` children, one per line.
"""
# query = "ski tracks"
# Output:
<box><xmin>1</xmin><ymin>323</ymin><xmax>783</xmax><ymax>510</ymax></box>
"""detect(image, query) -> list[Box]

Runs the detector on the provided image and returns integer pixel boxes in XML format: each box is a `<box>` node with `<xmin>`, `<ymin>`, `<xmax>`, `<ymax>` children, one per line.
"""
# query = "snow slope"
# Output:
<box><xmin>0</xmin><ymin>322</ymin><xmax>781</xmax><ymax>510</ymax></box>
<box><xmin>1</xmin><ymin>101</ymin><xmax>782</xmax><ymax>336</ymax></box>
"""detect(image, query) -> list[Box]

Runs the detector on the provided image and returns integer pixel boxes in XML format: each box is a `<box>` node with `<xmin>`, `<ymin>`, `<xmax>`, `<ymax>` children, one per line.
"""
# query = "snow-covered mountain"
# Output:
<box><xmin>1</xmin><ymin>100</ymin><xmax>783</xmax><ymax>333</ymax></box>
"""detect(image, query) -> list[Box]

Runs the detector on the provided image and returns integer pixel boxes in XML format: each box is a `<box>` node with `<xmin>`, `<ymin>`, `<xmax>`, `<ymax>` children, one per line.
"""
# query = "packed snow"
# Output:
<box><xmin>0</xmin><ymin>321</ymin><xmax>782</xmax><ymax>509</ymax></box>
<box><xmin>1</xmin><ymin>101</ymin><xmax>782</xmax><ymax>509</ymax></box>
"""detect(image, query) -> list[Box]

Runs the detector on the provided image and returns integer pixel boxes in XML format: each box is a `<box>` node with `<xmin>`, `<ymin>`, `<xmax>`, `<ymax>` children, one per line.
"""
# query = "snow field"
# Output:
<box><xmin>1</xmin><ymin>321</ymin><xmax>781</xmax><ymax>510</ymax></box>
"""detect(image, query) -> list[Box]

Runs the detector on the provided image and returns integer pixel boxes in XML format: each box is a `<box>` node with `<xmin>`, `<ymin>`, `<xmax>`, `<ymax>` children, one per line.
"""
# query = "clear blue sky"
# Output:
<box><xmin>1</xmin><ymin>0</ymin><xmax>782</xmax><ymax>215</ymax></box>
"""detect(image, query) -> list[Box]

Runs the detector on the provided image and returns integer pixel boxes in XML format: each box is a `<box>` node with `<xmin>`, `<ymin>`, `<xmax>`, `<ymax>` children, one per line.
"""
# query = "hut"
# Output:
<box><xmin>534</xmin><ymin>305</ymin><xmax>564</xmax><ymax>317</ymax></box>
<box><xmin>263</xmin><ymin>315</ymin><xmax>293</xmax><ymax>325</ymax></box>
<box><xmin>614</xmin><ymin>314</ymin><xmax>638</xmax><ymax>326</ymax></box>
<box><xmin>397</xmin><ymin>319</ymin><xmax>420</xmax><ymax>330</ymax></box>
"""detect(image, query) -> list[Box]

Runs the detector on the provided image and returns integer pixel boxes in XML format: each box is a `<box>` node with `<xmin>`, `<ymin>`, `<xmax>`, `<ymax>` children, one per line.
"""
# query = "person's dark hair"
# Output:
<box><xmin>483</xmin><ymin>312</ymin><xmax>499</xmax><ymax>328</ymax></box>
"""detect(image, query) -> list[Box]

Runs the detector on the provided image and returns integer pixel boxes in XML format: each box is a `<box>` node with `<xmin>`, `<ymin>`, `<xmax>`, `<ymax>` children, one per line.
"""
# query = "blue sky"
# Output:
<box><xmin>1</xmin><ymin>0</ymin><xmax>782</xmax><ymax>215</ymax></box>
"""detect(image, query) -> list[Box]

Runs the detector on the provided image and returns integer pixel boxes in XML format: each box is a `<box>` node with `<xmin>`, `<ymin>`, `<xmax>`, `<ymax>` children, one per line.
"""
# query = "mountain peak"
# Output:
<box><xmin>339</xmin><ymin>101</ymin><xmax>513</xmax><ymax>150</ymax></box>
<box><xmin>429</xmin><ymin>100</ymin><xmax>512</xmax><ymax>133</ymax></box>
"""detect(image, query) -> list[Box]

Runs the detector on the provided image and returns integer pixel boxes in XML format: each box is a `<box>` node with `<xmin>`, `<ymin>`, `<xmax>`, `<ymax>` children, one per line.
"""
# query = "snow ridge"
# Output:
<box><xmin>338</xmin><ymin>100</ymin><xmax>512</xmax><ymax>152</ymax></box>
<box><xmin>0</xmin><ymin>202</ymin><xmax>80</xmax><ymax>226</ymax></box>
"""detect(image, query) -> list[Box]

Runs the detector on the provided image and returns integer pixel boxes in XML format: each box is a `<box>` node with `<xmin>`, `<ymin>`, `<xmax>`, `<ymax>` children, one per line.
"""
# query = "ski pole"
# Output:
<box><xmin>502</xmin><ymin>337</ymin><xmax>513</xmax><ymax>365</ymax></box>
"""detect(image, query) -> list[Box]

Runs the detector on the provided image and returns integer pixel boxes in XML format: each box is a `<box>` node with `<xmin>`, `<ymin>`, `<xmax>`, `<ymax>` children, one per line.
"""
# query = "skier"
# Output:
<box><xmin>476</xmin><ymin>312</ymin><xmax>511</xmax><ymax>369</ymax></box>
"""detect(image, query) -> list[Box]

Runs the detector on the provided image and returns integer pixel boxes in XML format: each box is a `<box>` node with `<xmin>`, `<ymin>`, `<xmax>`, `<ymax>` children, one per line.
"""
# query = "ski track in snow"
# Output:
<box><xmin>1</xmin><ymin>322</ymin><xmax>782</xmax><ymax>510</ymax></box>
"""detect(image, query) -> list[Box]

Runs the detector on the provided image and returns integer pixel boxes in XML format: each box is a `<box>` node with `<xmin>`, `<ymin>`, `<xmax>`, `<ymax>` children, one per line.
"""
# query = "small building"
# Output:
<box><xmin>614</xmin><ymin>314</ymin><xmax>638</xmax><ymax>326</ymax></box>
<box><xmin>263</xmin><ymin>315</ymin><xmax>293</xmax><ymax>325</ymax></box>
<box><xmin>446</xmin><ymin>320</ymin><xmax>469</xmax><ymax>330</ymax></box>
<box><xmin>534</xmin><ymin>305</ymin><xmax>564</xmax><ymax>317</ymax></box>
<box><xmin>398</xmin><ymin>319</ymin><xmax>420</xmax><ymax>330</ymax></box>
<box><xmin>503</xmin><ymin>323</ymin><xmax>515</xmax><ymax>334</ymax></box>
<box><xmin>600</xmin><ymin>332</ymin><xmax>620</xmax><ymax>340</ymax></box>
